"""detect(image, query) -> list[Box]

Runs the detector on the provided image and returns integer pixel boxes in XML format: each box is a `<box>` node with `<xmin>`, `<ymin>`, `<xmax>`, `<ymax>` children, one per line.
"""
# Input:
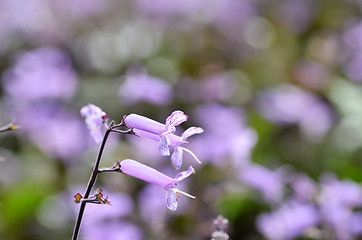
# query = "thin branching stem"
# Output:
<box><xmin>71</xmin><ymin>128</ymin><xmax>111</xmax><ymax>240</ymax></box>
<box><xmin>72</xmin><ymin>123</ymin><xmax>127</xmax><ymax>240</ymax></box>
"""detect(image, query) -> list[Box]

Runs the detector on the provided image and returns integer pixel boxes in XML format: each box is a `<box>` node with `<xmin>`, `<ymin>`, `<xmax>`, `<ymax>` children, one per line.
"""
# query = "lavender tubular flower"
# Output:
<box><xmin>120</xmin><ymin>159</ymin><xmax>195</xmax><ymax>211</ymax></box>
<box><xmin>124</xmin><ymin>111</ymin><xmax>203</xmax><ymax>169</ymax></box>
<box><xmin>80</xmin><ymin>104</ymin><xmax>108</xmax><ymax>143</ymax></box>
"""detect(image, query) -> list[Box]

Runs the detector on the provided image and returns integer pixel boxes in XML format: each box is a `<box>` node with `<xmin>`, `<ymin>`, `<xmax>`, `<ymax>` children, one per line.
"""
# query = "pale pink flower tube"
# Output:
<box><xmin>120</xmin><ymin>159</ymin><xmax>195</xmax><ymax>211</ymax></box>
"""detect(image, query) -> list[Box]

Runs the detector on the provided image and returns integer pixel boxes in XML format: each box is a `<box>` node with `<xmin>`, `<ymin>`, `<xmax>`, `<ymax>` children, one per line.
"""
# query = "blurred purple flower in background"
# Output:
<box><xmin>80</xmin><ymin>104</ymin><xmax>108</xmax><ymax>144</ymax></box>
<box><xmin>343</xmin><ymin>20</ymin><xmax>362</xmax><ymax>51</ymax></box>
<box><xmin>134</xmin><ymin>0</ymin><xmax>255</xmax><ymax>32</ymax></box>
<box><xmin>343</xmin><ymin>52</ymin><xmax>362</xmax><ymax>83</ymax></box>
<box><xmin>277</xmin><ymin>0</ymin><xmax>316</xmax><ymax>33</ymax></box>
<box><xmin>0</xmin><ymin>47</ymin><xmax>87</xmax><ymax>162</ymax></box>
<box><xmin>0</xmin><ymin>0</ymin><xmax>60</xmax><ymax>44</ymax></box>
<box><xmin>318</xmin><ymin>173</ymin><xmax>362</xmax><ymax>240</ymax></box>
<box><xmin>293</xmin><ymin>61</ymin><xmax>329</xmax><ymax>90</ymax></box>
<box><xmin>290</xmin><ymin>174</ymin><xmax>317</xmax><ymax>202</ymax></box>
<box><xmin>191</xmin><ymin>104</ymin><xmax>257</xmax><ymax>167</ymax></box>
<box><xmin>257</xmin><ymin>200</ymin><xmax>319</xmax><ymax>240</ymax></box>
<box><xmin>239</xmin><ymin>163</ymin><xmax>285</xmax><ymax>203</ymax></box>
<box><xmin>118</xmin><ymin>68</ymin><xmax>173</xmax><ymax>105</ymax></box>
<box><xmin>81</xmin><ymin>192</ymin><xmax>143</xmax><ymax>240</ymax></box>
<box><xmin>120</xmin><ymin>159</ymin><xmax>195</xmax><ymax>211</ymax></box>
<box><xmin>138</xmin><ymin>184</ymin><xmax>168</xmax><ymax>223</ymax></box>
<box><xmin>177</xmin><ymin>72</ymin><xmax>238</xmax><ymax>103</ymax></box>
<box><xmin>342</xmin><ymin>20</ymin><xmax>362</xmax><ymax>82</ymax></box>
<box><xmin>2</xmin><ymin>47</ymin><xmax>77</xmax><ymax>102</ymax></box>
<box><xmin>53</xmin><ymin>0</ymin><xmax>111</xmax><ymax>20</ymax></box>
<box><xmin>256</xmin><ymin>85</ymin><xmax>334</xmax><ymax>140</ymax></box>
<box><xmin>1</xmin><ymin>0</ymin><xmax>362</xmax><ymax>239</ymax></box>
<box><xmin>83</xmin><ymin>222</ymin><xmax>143</xmax><ymax>240</ymax></box>
<box><xmin>14</xmin><ymin>105</ymin><xmax>88</xmax><ymax>161</ymax></box>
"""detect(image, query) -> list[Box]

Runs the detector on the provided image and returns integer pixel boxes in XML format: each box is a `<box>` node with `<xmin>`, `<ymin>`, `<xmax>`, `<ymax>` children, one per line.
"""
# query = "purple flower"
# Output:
<box><xmin>82</xmin><ymin>192</ymin><xmax>134</xmax><ymax>225</ymax></box>
<box><xmin>80</xmin><ymin>104</ymin><xmax>108</xmax><ymax>144</ymax></box>
<box><xmin>120</xmin><ymin>159</ymin><xmax>195</xmax><ymax>211</ymax></box>
<box><xmin>239</xmin><ymin>163</ymin><xmax>284</xmax><ymax>203</ymax></box>
<box><xmin>138</xmin><ymin>185</ymin><xmax>168</xmax><ymax>223</ymax></box>
<box><xmin>256</xmin><ymin>85</ymin><xmax>334</xmax><ymax>140</ymax></box>
<box><xmin>277</xmin><ymin>0</ymin><xmax>316</xmax><ymax>34</ymax></box>
<box><xmin>82</xmin><ymin>221</ymin><xmax>143</xmax><ymax>240</ymax></box>
<box><xmin>176</xmin><ymin>72</ymin><xmax>238</xmax><ymax>103</ymax></box>
<box><xmin>134</xmin><ymin>0</ymin><xmax>255</xmax><ymax>32</ymax></box>
<box><xmin>343</xmin><ymin>20</ymin><xmax>362</xmax><ymax>51</ymax></box>
<box><xmin>318</xmin><ymin>173</ymin><xmax>362</xmax><ymax>239</ymax></box>
<box><xmin>257</xmin><ymin>200</ymin><xmax>319</xmax><ymax>240</ymax></box>
<box><xmin>293</xmin><ymin>61</ymin><xmax>329</xmax><ymax>90</ymax></box>
<box><xmin>124</xmin><ymin>111</ymin><xmax>203</xmax><ymax>169</ymax></box>
<box><xmin>343</xmin><ymin>52</ymin><xmax>362</xmax><ymax>83</ymax></box>
<box><xmin>2</xmin><ymin>47</ymin><xmax>77</xmax><ymax>102</ymax></box>
<box><xmin>14</xmin><ymin>104</ymin><xmax>88</xmax><ymax>161</ymax></box>
<box><xmin>190</xmin><ymin>104</ymin><xmax>257</xmax><ymax>167</ymax></box>
<box><xmin>291</xmin><ymin>174</ymin><xmax>317</xmax><ymax>202</ymax></box>
<box><xmin>118</xmin><ymin>68</ymin><xmax>173</xmax><ymax>105</ymax></box>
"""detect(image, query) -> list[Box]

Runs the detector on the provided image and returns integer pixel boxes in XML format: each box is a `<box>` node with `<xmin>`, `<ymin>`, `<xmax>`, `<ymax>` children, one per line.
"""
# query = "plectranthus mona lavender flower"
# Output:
<box><xmin>124</xmin><ymin>110</ymin><xmax>204</xmax><ymax>169</ymax></box>
<box><xmin>119</xmin><ymin>159</ymin><xmax>195</xmax><ymax>211</ymax></box>
<box><xmin>80</xmin><ymin>104</ymin><xmax>108</xmax><ymax>144</ymax></box>
<box><xmin>211</xmin><ymin>215</ymin><xmax>230</xmax><ymax>240</ymax></box>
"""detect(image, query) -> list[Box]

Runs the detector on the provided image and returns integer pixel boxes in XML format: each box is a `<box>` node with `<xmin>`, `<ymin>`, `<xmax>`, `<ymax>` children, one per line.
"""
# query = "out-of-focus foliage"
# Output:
<box><xmin>0</xmin><ymin>0</ymin><xmax>362</xmax><ymax>239</ymax></box>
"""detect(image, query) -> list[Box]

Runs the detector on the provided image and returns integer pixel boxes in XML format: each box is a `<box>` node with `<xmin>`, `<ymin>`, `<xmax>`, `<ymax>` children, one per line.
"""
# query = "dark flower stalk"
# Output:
<box><xmin>72</xmin><ymin>110</ymin><xmax>131</xmax><ymax>240</ymax></box>
<box><xmin>73</xmin><ymin>105</ymin><xmax>202</xmax><ymax>239</ymax></box>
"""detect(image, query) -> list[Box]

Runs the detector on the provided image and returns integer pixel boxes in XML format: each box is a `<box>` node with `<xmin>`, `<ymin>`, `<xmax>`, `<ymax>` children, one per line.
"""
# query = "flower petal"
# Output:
<box><xmin>181</xmin><ymin>127</ymin><xmax>204</xmax><ymax>140</ymax></box>
<box><xmin>80</xmin><ymin>104</ymin><xmax>107</xmax><ymax>143</ymax></box>
<box><xmin>162</xmin><ymin>125</ymin><xmax>176</xmax><ymax>135</ymax></box>
<box><xmin>80</xmin><ymin>104</ymin><xmax>107</xmax><ymax>119</ymax></box>
<box><xmin>90</xmin><ymin>127</ymin><xmax>103</xmax><ymax>144</ymax></box>
<box><xmin>171</xmin><ymin>147</ymin><xmax>183</xmax><ymax>169</ymax></box>
<box><xmin>159</xmin><ymin>135</ymin><xmax>170</xmax><ymax>156</ymax></box>
<box><xmin>162</xmin><ymin>110</ymin><xmax>188</xmax><ymax>134</ymax></box>
<box><xmin>174</xmin><ymin>166</ymin><xmax>195</xmax><ymax>182</ymax></box>
<box><xmin>166</xmin><ymin>188</ymin><xmax>178</xmax><ymax>211</ymax></box>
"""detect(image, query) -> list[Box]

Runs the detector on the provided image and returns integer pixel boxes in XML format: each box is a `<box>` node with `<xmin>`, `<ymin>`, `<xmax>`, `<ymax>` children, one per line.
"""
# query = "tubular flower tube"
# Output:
<box><xmin>124</xmin><ymin>111</ymin><xmax>204</xmax><ymax>169</ymax></box>
<box><xmin>80</xmin><ymin>104</ymin><xmax>108</xmax><ymax>143</ymax></box>
<box><xmin>120</xmin><ymin>159</ymin><xmax>195</xmax><ymax>211</ymax></box>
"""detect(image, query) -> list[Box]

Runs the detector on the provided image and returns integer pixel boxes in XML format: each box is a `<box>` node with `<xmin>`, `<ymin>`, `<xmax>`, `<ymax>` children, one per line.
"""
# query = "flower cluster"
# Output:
<box><xmin>124</xmin><ymin>110</ymin><xmax>204</xmax><ymax>169</ymax></box>
<box><xmin>80</xmin><ymin>105</ymin><xmax>203</xmax><ymax>211</ymax></box>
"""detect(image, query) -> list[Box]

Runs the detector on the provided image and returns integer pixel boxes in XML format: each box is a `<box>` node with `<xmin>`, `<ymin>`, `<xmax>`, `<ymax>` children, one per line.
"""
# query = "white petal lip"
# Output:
<box><xmin>174</xmin><ymin>166</ymin><xmax>195</xmax><ymax>182</ymax></box>
<box><xmin>165</xmin><ymin>110</ymin><xmax>188</xmax><ymax>128</ymax></box>
<box><xmin>80</xmin><ymin>104</ymin><xmax>104</xmax><ymax>118</ymax></box>
<box><xmin>159</xmin><ymin>135</ymin><xmax>171</xmax><ymax>156</ymax></box>
<box><xmin>166</xmin><ymin>189</ymin><xmax>178</xmax><ymax>211</ymax></box>
<box><xmin>171</xmin><ymin>147</ymin><xmax>183</xmax><ymax>169</ymax></box>
<box><xmin>80</xmin><ymin>104</ymin><xmax>106</xmax><ymax>143</ymax></box>
<box><xmin>182</xmin><ymin>127</ymin><xmax>204</xmax><ymax>140</ymax></box>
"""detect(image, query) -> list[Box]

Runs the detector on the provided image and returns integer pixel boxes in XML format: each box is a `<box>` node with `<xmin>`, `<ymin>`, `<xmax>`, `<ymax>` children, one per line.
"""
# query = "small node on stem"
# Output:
<box><xmin>98</xmin><ymin>161</ymin><xmax>122</xmax><ymax>173</ymax></box>
<box><xmin>79</xmin><ymin>189</ymin><xmax>111</xmax><ymax>205</ymax></box>
<box><xmin>74</xmin><ymin>193</ymin><xmax>83</xmax><ymax>204</ymax></box>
